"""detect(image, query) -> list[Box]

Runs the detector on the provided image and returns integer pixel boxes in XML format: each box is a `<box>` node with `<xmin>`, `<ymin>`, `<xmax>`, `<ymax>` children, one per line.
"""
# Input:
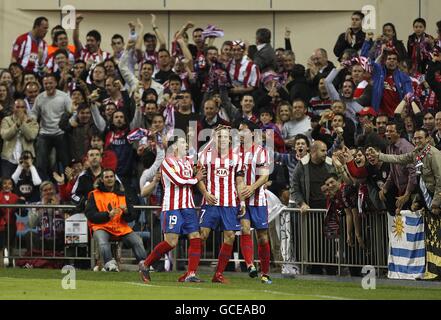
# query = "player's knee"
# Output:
<box><xmin>188</xmin><ymin>231</ymin><xmax>200</xmax><ymax>240</ymax></box>
<box><xmin>241</xmin><ymin>221</ymin><xmax>251</xmax><ymax>235</ymax></box>
<box><xmin>168</xmin><ymin>239</ymin><xmax>178</xmax><ymax>248</ymax></box>
<box><xmin>257</xmin><ymin>230</ymin><xmax>269</xmax><ymax>244</ymax></box>
<box><xmin>199</xmin><ymin>229</ymin><xmax>210</xmax><ymax>241</ymax></box>
<box><xmin>223</xmin><ymin>232</ymin><xmax>236</xmax><ymax>245</ymax></box>
<box><xmin>165</xmin><ymin>236</ymin><xmax>179</xmax><ymax>248</ymax></box>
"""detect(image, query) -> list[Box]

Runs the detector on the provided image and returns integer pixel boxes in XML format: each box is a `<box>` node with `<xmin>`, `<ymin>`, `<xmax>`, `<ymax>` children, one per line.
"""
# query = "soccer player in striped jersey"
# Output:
<box><xmin>139</xmin><ymin>137</ymin><xmax>205</xmax><ymax>283</ymax></box>
<box><xmin>237</xmin><ymin>120</ymin><xmax>272</xmax><ymax>284</ymax></box>
<box><xmin>197</xmin><ymin>126</ymin><xmax>246</xmax><ymax>283</ymax></box>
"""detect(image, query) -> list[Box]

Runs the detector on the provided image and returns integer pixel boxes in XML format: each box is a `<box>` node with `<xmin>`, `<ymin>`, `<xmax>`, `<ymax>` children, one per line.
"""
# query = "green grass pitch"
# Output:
<box><xmin>1</xmin><ymin>269</ymin><xmax>441</xmax><ymax>300</ymax></box>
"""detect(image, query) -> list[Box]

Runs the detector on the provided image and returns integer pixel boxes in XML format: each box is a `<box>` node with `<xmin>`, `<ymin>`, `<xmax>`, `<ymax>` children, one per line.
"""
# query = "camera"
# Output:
<box><xmin>176</xmin><ymin>94</ymin><xmax>184</xmax><ymax>100</ymax></box>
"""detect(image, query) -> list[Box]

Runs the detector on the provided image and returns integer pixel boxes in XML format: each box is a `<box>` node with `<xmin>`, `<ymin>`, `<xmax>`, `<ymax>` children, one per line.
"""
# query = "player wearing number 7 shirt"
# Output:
<box><xmin>238</xmin><ymin>120</ymin><xmax>272</xmax><ymax>284</ymax></box>
<box><xmin>139</xmin><ymin>136</ymin><xmax>205</xmax><ymax>283</ymax></box>
<box><xmin>197</xmin><ymin>126</ymin><xmax>246</xmax><ymax>284</ymax></box>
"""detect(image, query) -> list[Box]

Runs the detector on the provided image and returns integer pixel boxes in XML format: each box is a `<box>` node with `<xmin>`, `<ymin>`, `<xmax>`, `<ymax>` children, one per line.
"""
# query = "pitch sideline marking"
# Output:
<box><xmin>124</xmin><ymin>281</ymin><xmax>353</xmax><ymax>300</ymax></box>
<box><xmin>124</xmin><ymin>282</ymin><xmax>203</xmax><ymax>290</ymax></box>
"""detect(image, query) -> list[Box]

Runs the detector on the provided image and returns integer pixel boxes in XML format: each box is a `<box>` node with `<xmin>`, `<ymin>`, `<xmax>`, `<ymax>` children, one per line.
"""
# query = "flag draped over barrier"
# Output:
<box><xmin>266</xmin><ymin>190</ymin><xmax>298</xmax><ymax>275</ymax></box>
<box><xmin>424</xmin><ymin>213</ymin><xmax>441</xmax><ymax>280</ymax></box>
<box><xmin>387</xmin><ymin>210</ymin><xmax>425</xmax><ymax>280</ymax></box>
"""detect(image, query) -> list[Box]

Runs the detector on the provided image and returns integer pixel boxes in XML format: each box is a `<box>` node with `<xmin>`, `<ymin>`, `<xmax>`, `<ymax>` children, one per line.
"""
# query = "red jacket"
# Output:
<box><xmin>0</xmin><ymin>191</ymin><xmax>20</xmax><ymax>231</ymax></box>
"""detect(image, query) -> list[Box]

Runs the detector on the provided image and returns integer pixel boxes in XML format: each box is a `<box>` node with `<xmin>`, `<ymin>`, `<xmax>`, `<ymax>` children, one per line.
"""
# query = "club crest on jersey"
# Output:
<box><xmin>215</xmin><ymin>168</ymin><xmax>229</xmax><ymax>177</ymax></box>
<box><xmin>182</xmin><ymin>169</ymin><xmax>191</xmax><ymax>178</ymax></box>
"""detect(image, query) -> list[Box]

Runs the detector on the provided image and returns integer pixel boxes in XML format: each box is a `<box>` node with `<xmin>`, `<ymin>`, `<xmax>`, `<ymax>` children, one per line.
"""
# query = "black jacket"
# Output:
<box><xmin>407</xmin><ymin>33</ymin><xmax>432</xmax><ymax>74</ymax></box>
<box><xmin>426</xmin><ymin>61</ymin><xmax>441</xmax><ymax>110</ymax></box>
<box><xmin>59</xmin><ymin>115</ymin><xmax>99</xmax><ymax>161</ymax></box>
<box><xmin>288</xmin><ymin>76</ymin><xmax>315</xmax><ymax>104</ymax></box>
<box><xmin>334</xmin><ymin>29</ymin><xmax>366</xmax><ymax>60</ymax></box>
<box><xmin>306</xmin><ymin>61</ymin><xmax>336</xmax><ymax>92</ymax></box>
<box><xmin>71</xmin><ymin>168</ymin><xmax>102</xmax><ymax>210</ymax></box>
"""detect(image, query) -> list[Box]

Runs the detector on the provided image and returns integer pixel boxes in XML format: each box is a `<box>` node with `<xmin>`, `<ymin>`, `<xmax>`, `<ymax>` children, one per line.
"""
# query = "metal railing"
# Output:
<box><xmin>0</xmin><ymin>204</ymin><xmax>389</xmax><ymax>275</ymax></box>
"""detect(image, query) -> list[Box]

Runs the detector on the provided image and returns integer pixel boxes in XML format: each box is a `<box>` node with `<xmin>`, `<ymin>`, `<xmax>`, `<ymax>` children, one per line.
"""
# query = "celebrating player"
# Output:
<box><xmin>197</xmin><ymin>126</ymin><xmax>246</xmax><ymax>283</ymax></box>
<box><xmin>238</xmin><ymin>120</ymin><xmax>272</xmax><ymax>284</ymax></box>
<box><xmin>139</xmin><ymin>136</ymin><xmax>205</xmax><ymax>283</ymax></box>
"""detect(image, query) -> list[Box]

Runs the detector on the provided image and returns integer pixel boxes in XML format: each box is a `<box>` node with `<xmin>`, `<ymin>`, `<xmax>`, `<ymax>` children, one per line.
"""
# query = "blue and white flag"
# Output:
<box><xmin>387</xmin><ymin>210</ymin><xmax>425</xmax><ymax>280</ymax></box>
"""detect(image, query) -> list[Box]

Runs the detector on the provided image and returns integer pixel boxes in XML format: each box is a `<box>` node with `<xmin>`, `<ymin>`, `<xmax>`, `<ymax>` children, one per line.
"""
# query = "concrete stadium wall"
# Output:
<box><xmin>0</xmin><ymin>0</ymin><xmax>439</xmax><ymax>69</ymax></box>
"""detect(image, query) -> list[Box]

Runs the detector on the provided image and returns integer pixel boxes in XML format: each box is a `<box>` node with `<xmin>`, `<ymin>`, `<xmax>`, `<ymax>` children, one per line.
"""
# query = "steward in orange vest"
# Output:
<box><xmin>85</xmin><ymin>169</ymin><xmax>146</xmax><ymax>271</ymax></box>
<box><xmin>85</xmin><ymin>171</ymin><xmax>136</xmax><ymax>237</ymax></box>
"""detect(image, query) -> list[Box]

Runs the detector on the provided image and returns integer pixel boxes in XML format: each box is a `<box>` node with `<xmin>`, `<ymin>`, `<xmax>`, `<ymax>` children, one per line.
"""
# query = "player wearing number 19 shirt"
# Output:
<box><xmin>139</xmin><ymin>137</ymin><xmax>205</xmax><ymax>283</ymax></box>
<box><xmin>238</xmin><ymin>120</ymin><xmax>272</xmax><ymax>284</ymax></box>
<box><xmin>197</xmin><ymin>127</ymin><xmax>246</xmax><ymax>284</ymax></box>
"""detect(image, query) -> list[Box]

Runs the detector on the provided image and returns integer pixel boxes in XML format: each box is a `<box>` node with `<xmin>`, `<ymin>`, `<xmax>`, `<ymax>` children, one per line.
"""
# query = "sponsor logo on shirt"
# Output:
<box><xmin>215</xmin><ymin>168</ymin><xmax>229</xmax><ymax>177</ymax></box>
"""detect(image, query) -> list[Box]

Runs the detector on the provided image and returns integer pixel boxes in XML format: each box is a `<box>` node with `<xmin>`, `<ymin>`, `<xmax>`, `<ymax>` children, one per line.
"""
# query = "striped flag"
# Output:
<box><xmin>387</xmin><ymin>210</ymin><xmax>425</xmax><ymax>280</ymax></box>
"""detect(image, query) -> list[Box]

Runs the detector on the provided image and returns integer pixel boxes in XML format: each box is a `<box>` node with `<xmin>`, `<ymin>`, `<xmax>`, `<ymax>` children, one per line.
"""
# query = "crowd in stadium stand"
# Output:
<box><xmin>1</xmin><ymin>10</ymin><xmax>441</xmax><ymax>278</ymax></box>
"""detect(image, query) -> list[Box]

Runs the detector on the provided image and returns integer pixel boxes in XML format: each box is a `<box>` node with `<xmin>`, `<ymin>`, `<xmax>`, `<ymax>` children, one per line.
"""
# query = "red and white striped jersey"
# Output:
<box><xmin>198</xmin><ymin>147</ymin><xmax>244</xmax><ymax>207</ymax></box>
<box><xmin>353</xmin><ymin>80</ymin><xmax>368</xmax><ymax>99</ymax></box>
<box><xmin>12</xmin><ymin>33</ymin><xmax>48</xmax><ymax>73</ymax></box>
<box><xmin>227</xmin><ymin>56</ymin><xmax>260</xmax><ymax>88</ymax></box>
<box><xmin>161</xmin><ymin>156</ymin><xmax>198</xmax><ymax>211</ymax></box>
<box><xmin>45</xmin><ymin>51</ymin><xmax>76</xmax><ymax>73</ymax></box>
<box><xmin>142</xmin><ymin>51</ymin><xmax>160</xmax><ymax>74</ymax></box>
<box><xmin>241</xmin><ymin>145</ymin><xmax>270</xmax><ymax>207</ymax></box>
<box><xmin>77</xmin><ymin>48</ymin><xmax>111</xmax><ymax>64</ymax></box>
